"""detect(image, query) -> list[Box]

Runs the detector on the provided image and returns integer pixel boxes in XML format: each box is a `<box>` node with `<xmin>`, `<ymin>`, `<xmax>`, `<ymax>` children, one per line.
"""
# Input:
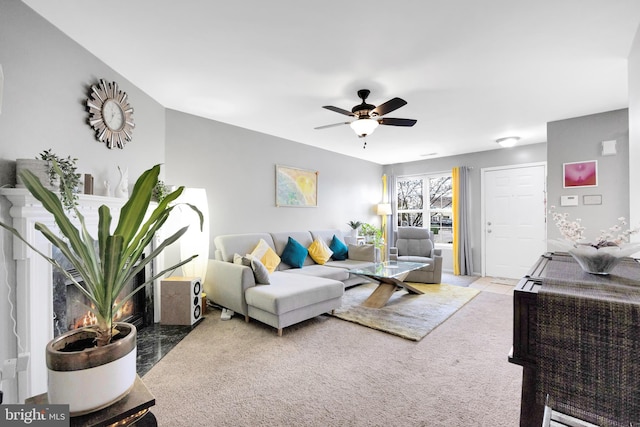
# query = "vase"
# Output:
<box><xmin>566</xmin><ymin>244</ymin><xmax>640</xmax><ymax>275</ymax></box>
<box><xmin>115</xmin><ymin>166</ymin><xmax>128</xmax><ymax>199</ymax></box>
<box><xmin>46</xmin><ymin>322</ymin><xmax>137</xmax><ymax>416</ymax></box>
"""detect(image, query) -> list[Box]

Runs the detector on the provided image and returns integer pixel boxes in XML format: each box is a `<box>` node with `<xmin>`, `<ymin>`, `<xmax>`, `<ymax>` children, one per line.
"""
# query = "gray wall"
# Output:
<box><xmin>164</xmin><ymin>109</ymin><xmax>383</xmax><ymax>258</ymax></box>
<box><xmin>630</xmin><ymin>27</ymin><xmax>640</xmax><ymax>236</ymax></box>
<box><xmin>547</xmin><ymin>109</ymin><xmax>629</xmax><ymax>242</ymax></box>
<box><xmin>0</xmin><ymin>1</ymin><xmax>166</xmax><ymax>188</ymax></box>
<box><xmin>383</xmin><ymin>143</ymin><xmax>548</xmax><ymax>275</ymax></box>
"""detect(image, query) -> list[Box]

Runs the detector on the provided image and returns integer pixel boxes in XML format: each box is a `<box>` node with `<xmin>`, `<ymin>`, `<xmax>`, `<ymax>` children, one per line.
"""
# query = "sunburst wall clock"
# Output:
<box><xmin>86</xmin><ymin>79</ymin><xmax>135</xmax><ymax>149</ymax></box>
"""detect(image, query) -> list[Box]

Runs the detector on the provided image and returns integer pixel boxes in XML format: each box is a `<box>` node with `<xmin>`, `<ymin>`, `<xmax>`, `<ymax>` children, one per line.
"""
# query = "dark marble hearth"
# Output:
<box><xmin>136</xmin><ymin>320</ymin><xmax>203</xmax><ymax>377</ymax></box>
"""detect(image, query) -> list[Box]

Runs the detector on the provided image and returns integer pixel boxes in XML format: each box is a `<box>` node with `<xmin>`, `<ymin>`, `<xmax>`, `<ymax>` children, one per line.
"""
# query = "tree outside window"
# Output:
<box><xmin>396</xmin><ymin>174</ymin><xmax>453</xmax><ymax>244</ymax></box>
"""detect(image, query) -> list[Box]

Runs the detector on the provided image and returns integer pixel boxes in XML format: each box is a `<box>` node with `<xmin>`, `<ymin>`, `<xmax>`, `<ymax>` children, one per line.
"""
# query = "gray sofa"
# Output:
<box><xmin>389</xmin><ymin>227</ymin><xmax>443</xmax><ymax>284</ymax></box>
<box><xmin>204</xmin><ymin>229</ymin><xmax>378</xmax><ymax>335</ymax></box>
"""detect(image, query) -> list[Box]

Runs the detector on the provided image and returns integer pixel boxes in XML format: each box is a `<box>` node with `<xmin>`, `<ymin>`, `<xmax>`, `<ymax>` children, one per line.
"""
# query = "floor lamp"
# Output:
<box><xmin>161</xmin><ymin>188</ymin><xmax>210</xmax><ymax>282</ymax></box>
<box><xmin>377</xmin><ymin>203</ymin><xmax>391</xmax><ymax>261</ymax></box>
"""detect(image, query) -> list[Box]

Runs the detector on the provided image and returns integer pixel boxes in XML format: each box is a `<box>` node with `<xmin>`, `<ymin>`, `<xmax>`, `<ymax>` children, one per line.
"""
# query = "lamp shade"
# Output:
<box><xmin>350</xmin><ymin>118</ymin><xmax>379</xmax><ymax>137</ymax></box>
<box><xmin>178</xmin><ymin>188</ymin><xmax>209</xmax><ymax>282</ymax></box>
<box><xmin>161</xmin><ymin>188</ymin><xmax>210</xmax><ymax>282</ymax></box>
<box><xmin>376</xmin><ymin>203</ymin><xmax>392</xmax><ymax>216</ymax></box>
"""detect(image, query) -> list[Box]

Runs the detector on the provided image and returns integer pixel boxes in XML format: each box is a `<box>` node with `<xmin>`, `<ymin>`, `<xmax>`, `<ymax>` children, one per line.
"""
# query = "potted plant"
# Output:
<box><xmin>360</xmin><ymin>222</ymin><xmax>384</xmax><ymax>248</ymax></box>
<box><xmin>38</xmin><ymin>149</ymin><xmax>81</xmax><ymax>211</ymax></box>
<box><xmin>347</xmin><ymin>220</ymin><xmax>362</xmax><ymax>238</ymax></box>
<box><xmin>0</xmin><ymin>163</ymin><xmax>202</xmax><ymax>415</ymax></box>
<box><xmin>152</xmin><ymin>179</ymin><xmax>169</xmax><ymax>203</ymax></box>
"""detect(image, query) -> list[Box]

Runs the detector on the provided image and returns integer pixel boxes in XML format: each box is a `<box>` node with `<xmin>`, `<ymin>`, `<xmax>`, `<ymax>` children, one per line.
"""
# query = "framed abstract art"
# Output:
<box><xmin>275</xmin><ymin>165</ymin><xmax>318</xmax><ymax>207</ymax></box>
<box><xmin>563</xmin><ymin>160</ymin><xmax>597</xmax><ymax>188</ymax></box>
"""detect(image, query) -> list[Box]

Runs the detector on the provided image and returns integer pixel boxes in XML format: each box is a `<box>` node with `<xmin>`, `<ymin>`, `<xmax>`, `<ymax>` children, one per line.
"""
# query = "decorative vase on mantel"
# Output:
<box><xmin>115</xmin><ymin>166</ymin><xmax>129</xmax><ymax>199</ymax></box>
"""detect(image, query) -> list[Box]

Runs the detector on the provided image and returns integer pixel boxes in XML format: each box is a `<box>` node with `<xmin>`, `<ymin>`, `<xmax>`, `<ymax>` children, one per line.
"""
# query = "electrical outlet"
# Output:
<box><xmin>2</xmin><ymin>359</ymin><xmax>16</xmax><ymax>380</ymax></box>
<box><xmin>17</xmin><ymin>353</ymin><xmax>29</xmax><ymax>372</ymax></box>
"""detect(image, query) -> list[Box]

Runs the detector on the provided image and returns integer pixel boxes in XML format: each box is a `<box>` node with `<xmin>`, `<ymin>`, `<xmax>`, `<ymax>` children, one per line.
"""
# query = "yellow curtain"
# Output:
<box><xmin>381</xmin><ymin>174</ymin><xmax>388</xmax><ymax>261</ymax></box>
<box><xmin>452</xmin><ymin>167</ymin><xmax>460</xmax><ymax>275</ymax></box>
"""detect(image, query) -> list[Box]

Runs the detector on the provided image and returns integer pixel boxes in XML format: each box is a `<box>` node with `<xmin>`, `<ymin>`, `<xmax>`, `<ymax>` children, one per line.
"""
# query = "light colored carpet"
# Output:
<box><xmin>142</xmin><ymin>290</ymin><xmax>522</xmax><ymax>426</ymax></box>
<box><xmin>332</xmin><ymin>282</ymin><xmax>480</xmax><ymax>341</ymax></box>
<box><xmin>441</xmin><ymin>272</ymin><xmax>480</xmax><ymax>287</ymax></box>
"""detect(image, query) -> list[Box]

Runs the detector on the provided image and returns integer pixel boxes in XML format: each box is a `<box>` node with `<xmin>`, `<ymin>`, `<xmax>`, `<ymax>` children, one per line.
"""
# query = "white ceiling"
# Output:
<box><xmin>22</xmin><ymin>0</ymin><xmax>640</xmax><ymax>165</ymax></box>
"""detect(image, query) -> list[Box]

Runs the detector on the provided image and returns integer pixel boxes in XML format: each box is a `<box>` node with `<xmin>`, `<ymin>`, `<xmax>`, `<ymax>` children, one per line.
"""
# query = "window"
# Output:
<box><xmin>396</xmin><ymin>174</ymin><xmax>453</xmax><ymax>244</ymax></box>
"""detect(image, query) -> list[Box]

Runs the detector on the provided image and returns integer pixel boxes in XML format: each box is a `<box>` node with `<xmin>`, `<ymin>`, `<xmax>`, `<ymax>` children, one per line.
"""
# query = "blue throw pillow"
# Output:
<box><xmin>281</xmin><ymin>237</ymin><xmax>308</xmax><ymax>268</ymax></box>
<box><xmin>330</xmin><ymin>235</ymin><xmax>348</xmax><ymax>261</ymax></box>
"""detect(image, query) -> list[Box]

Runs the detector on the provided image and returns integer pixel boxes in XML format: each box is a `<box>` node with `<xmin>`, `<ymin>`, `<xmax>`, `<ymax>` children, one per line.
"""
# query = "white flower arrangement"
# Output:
<box><xmin>550</xmin><ymin>206</ymin><xmax>639</xmax><ymax>249</ymax></box>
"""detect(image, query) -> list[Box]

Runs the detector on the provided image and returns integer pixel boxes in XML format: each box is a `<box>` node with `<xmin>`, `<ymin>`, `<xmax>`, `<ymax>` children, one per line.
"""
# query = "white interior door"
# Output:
<box><xmin>483</xmin><ymin>163</ymin><xmax>546</xmax><ymax>279</ymax></box>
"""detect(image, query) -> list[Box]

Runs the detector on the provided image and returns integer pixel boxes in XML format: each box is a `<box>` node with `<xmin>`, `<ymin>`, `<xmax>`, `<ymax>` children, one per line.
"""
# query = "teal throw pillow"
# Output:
<box><xmin>330</xmin><ymin>235</ymin><xmax>348</xmax><ymax>260</ymax></box>
<box><xmin>281</xmin><ymin>237</ymin><xmax>308</xmax><ymax>268</ymax></box>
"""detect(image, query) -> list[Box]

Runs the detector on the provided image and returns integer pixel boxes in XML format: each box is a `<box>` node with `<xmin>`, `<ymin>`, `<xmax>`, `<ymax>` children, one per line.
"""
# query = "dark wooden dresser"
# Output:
<box><xmin>509</xmin><ymin>252</ymin><xmax>640</xmax><ymax>427</ymax></box>
<box><xmin>509</xmin><ymin>254</ymin><xmax>548</xmax><ymax>427</ymax></box>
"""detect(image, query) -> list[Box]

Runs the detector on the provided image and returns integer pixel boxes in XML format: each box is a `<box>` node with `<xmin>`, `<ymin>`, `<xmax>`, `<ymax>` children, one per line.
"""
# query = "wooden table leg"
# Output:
<box><xmin>361</xmin><ymin>277</ymin><xmax>426</xmax><ymax>308</ymax></box>
<box><xmin>519</xmin><ymin>365</ymin><xmax>544</xmax><ymax>427</ymax></box>
<box><xmin>362</xmin><ymin>283</ymin><xmax>399</xmax><ymax>308</ymax></box>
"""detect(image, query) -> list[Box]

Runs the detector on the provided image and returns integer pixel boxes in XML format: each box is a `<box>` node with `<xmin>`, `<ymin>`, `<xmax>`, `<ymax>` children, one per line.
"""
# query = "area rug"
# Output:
<box><xmin>332</xmin><ymin>282</ymin><xmax>480</xmax><ymax>341</ymax></box>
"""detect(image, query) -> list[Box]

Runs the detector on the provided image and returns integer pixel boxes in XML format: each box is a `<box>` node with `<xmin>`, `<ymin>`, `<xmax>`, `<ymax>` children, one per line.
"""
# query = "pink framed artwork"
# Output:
<box><xmin>563</xmin><ymin>160</ymin><xmax>597</xmax><ymax>188</ymax></box>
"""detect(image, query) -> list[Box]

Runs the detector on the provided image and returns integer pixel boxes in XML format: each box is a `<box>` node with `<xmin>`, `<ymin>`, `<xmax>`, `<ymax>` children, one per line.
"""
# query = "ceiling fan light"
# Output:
<box><xmin>350</xmin><ymin>118</ymin><xmax>379</xmax><ymax>137</ymax></box>
<box><xmin>496</xmin><ymin>136</ymin><xmax>520</xmax><ymax>148</ymax></box>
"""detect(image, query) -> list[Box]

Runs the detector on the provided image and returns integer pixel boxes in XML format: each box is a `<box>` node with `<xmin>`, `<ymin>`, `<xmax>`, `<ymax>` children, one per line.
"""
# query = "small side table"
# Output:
<box><xmin>26</xmin><ymin>374</ymin><xmax>156</xmax><ymax>427</ymax></box>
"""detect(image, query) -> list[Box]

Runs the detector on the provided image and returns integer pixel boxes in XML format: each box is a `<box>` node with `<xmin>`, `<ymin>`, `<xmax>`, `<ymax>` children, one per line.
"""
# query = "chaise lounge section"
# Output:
<box><xmin>205</xmin><ymin>229</ymin><xmax>378</xmax><ymax>335</ymax></box>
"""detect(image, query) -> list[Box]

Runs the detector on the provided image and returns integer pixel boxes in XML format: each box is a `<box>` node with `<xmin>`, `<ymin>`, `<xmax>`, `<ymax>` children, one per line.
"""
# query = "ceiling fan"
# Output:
<box><xmin>315</xmin><ymin>89</ymin><xmax>417</xmax><ymax>143</ymax></box>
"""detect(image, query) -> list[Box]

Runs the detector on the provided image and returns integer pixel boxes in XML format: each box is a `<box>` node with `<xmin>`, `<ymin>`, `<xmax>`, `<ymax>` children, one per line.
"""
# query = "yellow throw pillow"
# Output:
<box><xmin>308</xmin><ymin>238</ymin><xmax>333</xmax><ymax>265</ymax></box>
<box><xmin>250</xmin><ymin>239</ymin><xmax>281</xmax><ymax>273</ymax></box>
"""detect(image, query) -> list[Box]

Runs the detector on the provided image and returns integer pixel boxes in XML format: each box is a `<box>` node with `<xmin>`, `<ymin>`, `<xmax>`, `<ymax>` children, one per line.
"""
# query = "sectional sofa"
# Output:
<box><xmin>204</xmin><ymin>229</ymin><xmax>379</xmax><ymax>335</ymax></box>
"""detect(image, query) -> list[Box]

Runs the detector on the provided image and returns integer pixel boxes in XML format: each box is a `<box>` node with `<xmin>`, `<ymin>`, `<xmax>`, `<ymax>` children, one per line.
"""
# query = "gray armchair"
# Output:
<box><xmin>389</xmin><ymin>227</ymin><xmax>443</xmax><ymax>284</ymax></box>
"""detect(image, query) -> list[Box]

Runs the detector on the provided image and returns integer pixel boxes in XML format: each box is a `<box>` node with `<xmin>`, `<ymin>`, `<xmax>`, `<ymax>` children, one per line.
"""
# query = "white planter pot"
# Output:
<box><xmin>46</xmin><ymin>323</ymin><xmax>137</xmax><ymax>416</ymax></box>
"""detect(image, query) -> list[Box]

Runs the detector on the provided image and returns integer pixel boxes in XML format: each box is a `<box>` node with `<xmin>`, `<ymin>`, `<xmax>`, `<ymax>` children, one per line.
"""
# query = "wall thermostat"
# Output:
<box><xmin>560</xmin><ymin>195</ymin><xmax>578</xmax><ymax>206</ymax></box>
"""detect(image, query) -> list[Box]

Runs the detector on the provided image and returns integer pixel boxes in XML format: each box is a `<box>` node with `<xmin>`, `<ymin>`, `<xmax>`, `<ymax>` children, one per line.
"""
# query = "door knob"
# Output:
<box><xmin>487</xmin><ymin>229</ymin><xmax>492</xmax><ymax>233</ymax></box>
<box><xmin>487</xmin><ymin>221</ymin><xmax>492</xmax><ymax>226</ymax></box>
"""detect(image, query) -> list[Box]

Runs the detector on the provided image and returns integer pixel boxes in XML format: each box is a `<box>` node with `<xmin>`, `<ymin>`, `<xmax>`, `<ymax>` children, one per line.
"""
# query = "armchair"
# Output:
<box><xmin>389</xmin><ymin>227</ymin><xmax>443</xmax><ymax>284</ymax></box>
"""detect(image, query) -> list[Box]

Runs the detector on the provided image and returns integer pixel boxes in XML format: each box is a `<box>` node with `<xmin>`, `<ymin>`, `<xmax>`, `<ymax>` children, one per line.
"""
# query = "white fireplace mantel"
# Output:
<box><xmin>0</xmin><ymin>188</ymin><xmax>161</xmax><ymax>402</ymax></box>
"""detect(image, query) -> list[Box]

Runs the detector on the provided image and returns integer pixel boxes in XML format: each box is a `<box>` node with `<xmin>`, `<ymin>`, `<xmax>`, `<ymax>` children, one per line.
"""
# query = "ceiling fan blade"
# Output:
<box><xmin>314</xmin><ymin>122</ymin><xmax>350</xmax><ymax>130</ymax></box>
<box><xmin>371</xmin><ymin>97</ymin><xmax>407</xmax><ymax>116</ymax></box>
<box><xmin>379</xmin><ymin>117</ymin><xmax>417</xmax><ymax>127</ymax></box>
<box><xmin>323</xmin><ymin>105</ymin><xmax>355</xmax><ymax>116</ymax></box>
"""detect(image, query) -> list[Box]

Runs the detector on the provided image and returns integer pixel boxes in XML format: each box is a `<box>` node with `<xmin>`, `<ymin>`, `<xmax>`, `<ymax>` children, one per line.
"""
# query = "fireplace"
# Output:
<box><xmin>0</xmin><ymin>188</ymin><xmax>162</xmax><ymax>402</ymax></box>
<box><xmin>51</xmin><ymin>248</ymin><xmax>154</xmax><ymax>337</ymax></box>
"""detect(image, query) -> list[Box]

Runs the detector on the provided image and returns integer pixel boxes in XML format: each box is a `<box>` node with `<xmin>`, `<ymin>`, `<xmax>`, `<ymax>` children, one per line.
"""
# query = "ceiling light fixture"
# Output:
<box><xmin>350</xmin><ymin>118</ymin><xmax>379</xmax><ymax>138</ymax></box>
<box><xmin>496</xmin><ymin>136</ymin><xmax>520</xmax><ymax>148</ymax></box>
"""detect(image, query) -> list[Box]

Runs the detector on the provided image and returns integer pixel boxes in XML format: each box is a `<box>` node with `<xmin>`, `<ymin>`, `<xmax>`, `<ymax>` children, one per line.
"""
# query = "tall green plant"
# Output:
<box><xmin>0</xmin><ymin>164</ymin><xmax>203</xmax><ymax>347</ymax></box>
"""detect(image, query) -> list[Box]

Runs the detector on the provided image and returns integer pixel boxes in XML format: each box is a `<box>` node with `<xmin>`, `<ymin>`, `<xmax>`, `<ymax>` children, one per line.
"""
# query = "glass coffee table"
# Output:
<box><xmin>348</xmin><ymin>261</ymin><xmax>428</xmax><ymax>308</ymax></box>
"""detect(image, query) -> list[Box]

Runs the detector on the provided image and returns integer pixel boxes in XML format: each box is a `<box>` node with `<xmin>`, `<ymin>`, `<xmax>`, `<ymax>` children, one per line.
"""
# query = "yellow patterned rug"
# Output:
<box><xmin>332</xmin><ymin>282</ymin><xmax>480</xmax><ymax>341</ymax></box>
